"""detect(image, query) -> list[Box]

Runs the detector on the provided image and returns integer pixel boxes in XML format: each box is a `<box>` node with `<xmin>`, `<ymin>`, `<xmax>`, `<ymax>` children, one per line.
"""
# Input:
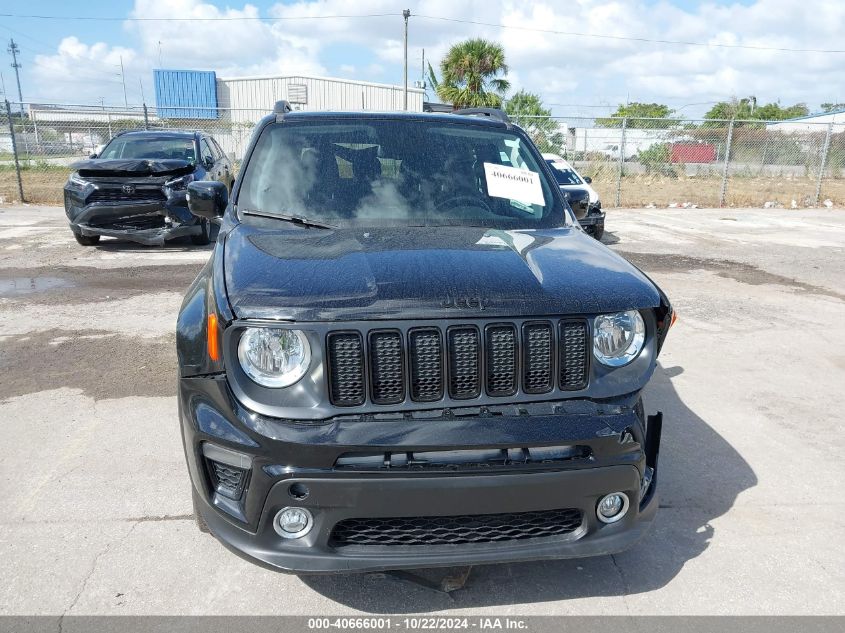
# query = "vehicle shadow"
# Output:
<box><xmin>90</xmin><ymin>235</ymin><xmax>214</xmax><ymax>253</ymax></box>
<box><xmin>299</xmin><ymin>363</ymin><xmax>756</xmax><ymax>611</ymax></box>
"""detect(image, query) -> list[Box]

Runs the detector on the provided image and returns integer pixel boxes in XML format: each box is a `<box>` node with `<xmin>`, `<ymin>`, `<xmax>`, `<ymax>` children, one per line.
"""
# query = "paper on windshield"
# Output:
<box><xmin>483</xmin><ymin>163</ymin><xmax>544</xmax><ymax>206</ymax></box>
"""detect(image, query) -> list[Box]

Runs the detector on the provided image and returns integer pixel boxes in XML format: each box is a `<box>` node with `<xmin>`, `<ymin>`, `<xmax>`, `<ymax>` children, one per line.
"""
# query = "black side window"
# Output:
<box><xmin>210</xmin><ymin>138</ymin><xmax>226</xmax><ymax>160</ymax></box>
<box><xmin>200</xmin><ymin>139</ymin><xmax>215</xmax><ymax>165</ymax></box>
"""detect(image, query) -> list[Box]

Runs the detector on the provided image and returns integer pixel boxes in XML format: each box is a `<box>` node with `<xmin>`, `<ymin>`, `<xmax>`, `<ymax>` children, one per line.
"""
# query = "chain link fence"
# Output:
<box><xmin>507</xmin><ymin>113</ymin><xmax>844</xmax><ymax>209</ymax></box>
<box><xmin>2</xmin><ymin>100</ymin><xmax>844</xmax><ymax>208</ymax></box>
<box><xmin>0</xmin><ymin>101</ymin><xmax>266</xmax><ymax>204</ymax></box>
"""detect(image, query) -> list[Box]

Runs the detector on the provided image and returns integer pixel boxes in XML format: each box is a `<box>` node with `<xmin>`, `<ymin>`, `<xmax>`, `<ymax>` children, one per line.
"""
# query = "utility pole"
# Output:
<box><xmin>118</xmin><ymin>55</ymin><xmax>128</xmax><ymax>108</ymax></box>
<box><xmin>8</xmin><ymin>39</ymin><xmax>23</xmax><ymax>107</ymax></box>
<box><xmin>403</xmin><ymin>9</ymin><xmax>410</xmax><ymax>111</ymax></box>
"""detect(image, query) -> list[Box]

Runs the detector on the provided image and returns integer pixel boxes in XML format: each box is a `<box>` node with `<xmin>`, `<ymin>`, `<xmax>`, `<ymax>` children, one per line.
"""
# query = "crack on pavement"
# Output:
<box><xmin>59</xmin><ymin>521</ymin><xmax>140</xmax><ymax>630</ymax></box>
<box><xmin>616</xmin><ymin>250</ymin><xmax>845</xmax><ymax>301</ymax></box>
<box><xmin>129</xmin><ymin>513</ymin><xmax>193</xmax><ymax>523</ymax></box>
<box><xmin>609</xmin><ymin>554</ymin><xmax>633</xmax><ymax>616</ymax></box>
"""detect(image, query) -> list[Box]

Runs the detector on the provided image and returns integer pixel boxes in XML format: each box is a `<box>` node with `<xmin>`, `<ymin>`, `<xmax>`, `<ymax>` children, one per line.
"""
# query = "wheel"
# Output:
<box><xmin>190</xmin><ymin>218</ymin><xmax>211</xmax><ymax>246</ymax></box>
<box><xmin>591</xmin><ymin>224</ymin><xmax>605</xmax><ymax>241</ymax></box>
<box><xmin>192</xmin><ymin>487</ymin><xmax>210</xmax><ymax>533</ymax></box>
<box><xmin>73</xmin><ymin>231</ymin><xmax>100</xmax><ymax>246</ymax></box>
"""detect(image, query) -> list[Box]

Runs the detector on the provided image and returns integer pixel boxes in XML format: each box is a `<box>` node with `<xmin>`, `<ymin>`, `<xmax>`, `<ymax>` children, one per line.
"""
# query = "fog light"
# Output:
<box><xmin>273</xmin><ymin>507</ymin><xmax>313</xmax><ymax>539</ymax></box>
<box><xmin>597</xmin><ymin>492</ymin><xmax>630</xmax><ymax>524</ymax></box>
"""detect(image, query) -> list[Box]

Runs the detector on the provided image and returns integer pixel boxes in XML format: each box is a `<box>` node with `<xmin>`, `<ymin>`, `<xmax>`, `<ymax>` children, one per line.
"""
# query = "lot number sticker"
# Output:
<box><xmin>483</xmin><ymin>163</ymin><xmax>544</xmax><ymax>206</ymax></box>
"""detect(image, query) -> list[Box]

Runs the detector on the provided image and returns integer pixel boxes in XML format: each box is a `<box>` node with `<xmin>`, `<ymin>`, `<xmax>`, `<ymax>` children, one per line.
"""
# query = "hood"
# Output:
<box><xmin>223</xmin><ymin>223</ymin><xmax>661</xmax><ymax>321</ymax></box>
<box><xmin>71</xmin><ymin>158</ymin><xmax>194</xmax><ymax>178</ymax></box>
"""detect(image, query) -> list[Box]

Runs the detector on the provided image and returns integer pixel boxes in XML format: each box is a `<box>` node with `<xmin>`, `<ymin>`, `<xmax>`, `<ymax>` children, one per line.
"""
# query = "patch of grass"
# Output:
<box><xmin>591</xmin><ymin>174</ymin><xmax>845</xmax><ymax>208</ymax></box>
<box><xmin>0</xmin><ymin>169</ymin><xmax>70</xmax><ymax>204</ymax></box>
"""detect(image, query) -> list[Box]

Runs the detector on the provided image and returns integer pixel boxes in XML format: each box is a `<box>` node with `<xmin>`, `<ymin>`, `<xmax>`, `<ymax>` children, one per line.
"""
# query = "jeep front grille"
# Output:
<box><xmin>326</xmin><ymin>318</ymin><xmax>590</xmax><ymax>407</ymax></box>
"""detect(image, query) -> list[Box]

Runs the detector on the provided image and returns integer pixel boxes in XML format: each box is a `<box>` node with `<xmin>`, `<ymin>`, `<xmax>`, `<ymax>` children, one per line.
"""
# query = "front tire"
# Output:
<box><xmin>73</xmin><ymin>231</ymin><xmax>100</xmax><ymax>246</ymax></box>
<box><xmin>591</xmin><ymin>224</ymin><xmax>605</xmax><ymax>241</ymax></box>
<box><xmin>190</xmin><ymin>218</ymin><xmax>211</xmax><ymax>246</ymax></box>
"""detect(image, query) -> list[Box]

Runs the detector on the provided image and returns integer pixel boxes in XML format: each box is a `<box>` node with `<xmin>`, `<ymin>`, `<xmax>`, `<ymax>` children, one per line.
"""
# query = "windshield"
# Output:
<box><xmin>546</xmin><ymin>161</ymin><xmax>583</xmax><ymax>185</ymax></box>
<box><xmin>99</xmin><ymin>137</ymin><xmax>196</xmax><ymax>162</ymax></box>
<box><xmin>237</xmin><ymin>119</ymin><xmax>567</xmax><ymax>228</ymax></box>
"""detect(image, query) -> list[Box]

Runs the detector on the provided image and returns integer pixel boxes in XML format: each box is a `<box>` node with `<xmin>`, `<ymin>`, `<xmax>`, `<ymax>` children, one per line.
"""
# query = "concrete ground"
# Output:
<box><xmin>1</xmin><ymin>204</ymin><xmax>844</xmax><ymax>616</ymax></box>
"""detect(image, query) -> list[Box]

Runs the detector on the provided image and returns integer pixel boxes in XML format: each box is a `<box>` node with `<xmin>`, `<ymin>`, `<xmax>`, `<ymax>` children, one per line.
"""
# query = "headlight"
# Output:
<box><xmin>68</xmin><ymin>172</ymin><xmax>89</xmax><ymax>187</ymax></box>
<box><xmin>164</xmin><ymin>173</ymin><xmax>195</xmax><ymax>192</ymax></box>
<box><xmin>593</xmin><ymin>310</ymin><xmax>645</xmax><ymax>367</ymax></box>
<box><xmin>237</xmin><ymin>328</ymin><xmax>311</xmax><ymax>388</ymax></box>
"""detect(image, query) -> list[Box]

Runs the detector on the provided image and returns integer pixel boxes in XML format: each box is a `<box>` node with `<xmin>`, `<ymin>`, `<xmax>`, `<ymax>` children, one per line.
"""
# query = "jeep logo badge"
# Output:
<box><xmin>122</xmin><ymin>184</ymin><xmax>136</xmax><ymax>195</ymax></box>
<box><xmin>441</xmin><ymin>295</ymin><xmax>488</xmax><ymax>311</ymax></box>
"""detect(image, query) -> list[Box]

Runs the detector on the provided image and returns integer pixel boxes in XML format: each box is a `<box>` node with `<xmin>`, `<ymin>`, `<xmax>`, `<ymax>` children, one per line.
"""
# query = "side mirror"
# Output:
<box><xmin>89</xmin><ymin>153</ymin><xmax>98</xmax><ymax>159</ymax></box>
<box><xmin>583</xmin><ymin>176</ymin><xmax>592</xmax><ymax>184</ymax></box>
<box><xmin>187</xmin><ymin>181</ymin><xmax>228</xmax><ymax>222</ymax></box>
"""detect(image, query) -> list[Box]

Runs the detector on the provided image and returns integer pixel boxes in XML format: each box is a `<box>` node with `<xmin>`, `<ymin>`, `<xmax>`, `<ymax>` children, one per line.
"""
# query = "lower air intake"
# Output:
<box><xmin>331</xmin><ymin>508</ymin><xmax>584</xmax><ymax>546</ymax></box>
<box><xmin>208</xmin><ymin>460</ymin><xmax>246</xmax><ymax>500</ymax></box>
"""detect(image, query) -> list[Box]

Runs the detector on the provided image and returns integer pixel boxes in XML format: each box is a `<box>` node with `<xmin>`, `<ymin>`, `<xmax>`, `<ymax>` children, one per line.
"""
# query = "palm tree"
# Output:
<box><xmin>436</xmin><ymin>39</ymin><xmax>510</xmax><ymax>108</ymax></box>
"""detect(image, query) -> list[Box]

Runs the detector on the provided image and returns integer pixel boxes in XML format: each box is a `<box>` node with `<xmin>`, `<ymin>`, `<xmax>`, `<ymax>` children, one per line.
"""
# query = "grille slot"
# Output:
<box><xmin>523</xmin><ymin>322</ymin><xmax>554</xmax><ymax>394</ymax></box>
<box><xmin>486</xmin><ymin>324</ymin><xmax>517</xmax><ymax>396</ymax></box>
<box><xmin>409</xmin><ymin>329</ymin><xmax>444</xmax><ymax>402</ymax></box>
<box><xmin>87</xmin><ymin>187</ymin><xmax>166</xmax><ymax>204</ymax></box>
<box><xmin>331</xmin><ymin>508</ymin><xmax>584</xmax><ymax>546</ymax></box>
<box><xmin>369</xmin><ymin>330</ymin><xmax>405</xmax><ymax>405</ymax></box>
<box><xmin>447</xmin><ymin>327</ymin><xmax>480</xmax><ymax>399</ymax></box>
<box><xmin>560</xmin><ymin>321</ymin><xmax>589</xmax><ymax>390</ymax></box>
<box><xmin>327</xmin><ymin>332</ymin><xmax>366</xmax><ymax>406</ymax></box>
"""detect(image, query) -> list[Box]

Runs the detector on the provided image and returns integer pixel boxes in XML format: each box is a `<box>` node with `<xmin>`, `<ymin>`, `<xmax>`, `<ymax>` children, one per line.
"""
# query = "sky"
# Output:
<box><xmin>0</xmin><ymin>0</ymin><xmax>842</xmax><ymax>119</ymax></box>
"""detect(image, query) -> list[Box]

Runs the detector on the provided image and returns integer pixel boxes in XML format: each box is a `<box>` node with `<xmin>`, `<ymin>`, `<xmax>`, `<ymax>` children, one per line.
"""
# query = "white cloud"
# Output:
<box><xmin>25</xmin><ymin>0</ymin><xmax>845</xmax><ymax>118</ymax></box>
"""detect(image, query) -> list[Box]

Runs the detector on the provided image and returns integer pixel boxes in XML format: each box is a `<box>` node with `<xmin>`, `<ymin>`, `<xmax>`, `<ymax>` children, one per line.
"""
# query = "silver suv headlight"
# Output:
<box><xmin>593</xmin><ymin>310</ymin><xmax>645</xmax><ymax>367</ymax></box>
<box><xmin>237</xmin><ymin>328</ymin><xmax>311</xmax><ymax>388</ymax></box>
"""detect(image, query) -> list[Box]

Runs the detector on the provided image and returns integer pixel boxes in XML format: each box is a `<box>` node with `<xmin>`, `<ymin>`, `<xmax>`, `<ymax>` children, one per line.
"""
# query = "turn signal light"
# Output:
<box><xmin>207</xmin><ymin>313</ymin><xmax>220</xmax><ymax>361</ymax></box>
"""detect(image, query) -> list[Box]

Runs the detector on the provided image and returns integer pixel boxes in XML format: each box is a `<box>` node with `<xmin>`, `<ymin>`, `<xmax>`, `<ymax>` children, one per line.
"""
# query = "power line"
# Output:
<box><xmin>0</xmin><ymin>12</ymin><xmax>400</xmax><ymax>22</ymax></box>
<box><xmin>2</xmin><ymin>9</ymin><xmax>840</xmax><ymax>53</ymax></box>
<box><xmin>414</xmin><ymin>14</ymin><xmax>845</xmax><ymax>54</ymax></box>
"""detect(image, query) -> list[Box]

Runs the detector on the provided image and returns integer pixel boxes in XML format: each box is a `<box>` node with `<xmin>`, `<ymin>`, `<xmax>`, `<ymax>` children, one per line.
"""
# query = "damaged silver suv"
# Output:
<box><xmin>63</xmin><ymin>129</ymin><xmax>233</xmax><ymax>246</ymax></box>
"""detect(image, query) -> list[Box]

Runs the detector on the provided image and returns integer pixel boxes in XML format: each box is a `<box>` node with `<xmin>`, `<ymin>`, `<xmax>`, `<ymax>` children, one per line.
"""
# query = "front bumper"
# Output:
<box><xmin>64</xmin><ymin>189</ymin><xmax>200</xmax><ymax>246</ymax></box>
<box><xmin>181</xmin><ymin>376</ymin><xmax>660</xmax><ymax>574</ymax></box>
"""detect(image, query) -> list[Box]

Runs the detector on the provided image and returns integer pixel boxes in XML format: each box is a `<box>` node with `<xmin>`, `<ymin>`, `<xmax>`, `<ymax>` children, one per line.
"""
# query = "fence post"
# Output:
<box><xmin>719</xmin><ymin>118</ymin><xmax>735</xmax><ymax>208</ymax></box>
<box><xmin>143</xmin><ymin>103</ymin><xmax>149</xmax><ymax>130</ymax></box>
<box><xmin>815</xmin><ymin>122</ymin><xmax>833</xmax><ymax>206</ymax></box>
<box><xmin>615</xmin><ymin>117</ymin><xmax>627</xmax><ymax>207</ymax></box>
<box><xmin>4</xmin><ymin>100</ymin><xmax>24</xmax><ymax>202</ymax></box>
<box><xmin>107</xmin><ymin>112</ymin><xmax>113</xmax><ymax>139</ymax></box>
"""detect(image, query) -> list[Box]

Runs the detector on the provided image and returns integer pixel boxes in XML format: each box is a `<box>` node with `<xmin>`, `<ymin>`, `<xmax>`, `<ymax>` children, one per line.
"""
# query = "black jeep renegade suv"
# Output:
<box><xmin>177</xmin><ymin>102</ymin><xmax>673</xmax><ymax>574</ymax></box>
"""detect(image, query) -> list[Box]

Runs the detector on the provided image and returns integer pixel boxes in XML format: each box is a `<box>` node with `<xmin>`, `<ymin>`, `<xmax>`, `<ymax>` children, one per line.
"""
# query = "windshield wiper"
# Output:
<box><xmin>241</xmin><ymin>209</ymin><xmax>337</xmax><ymax>229</ymax></box>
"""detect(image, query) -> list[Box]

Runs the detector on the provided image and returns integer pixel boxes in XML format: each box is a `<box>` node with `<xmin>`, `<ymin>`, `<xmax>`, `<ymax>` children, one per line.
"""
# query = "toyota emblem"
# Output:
<box><xmin>122</xmin><ymin>184</ymin><xmax>136</xmax><ymax>194</ymax></box>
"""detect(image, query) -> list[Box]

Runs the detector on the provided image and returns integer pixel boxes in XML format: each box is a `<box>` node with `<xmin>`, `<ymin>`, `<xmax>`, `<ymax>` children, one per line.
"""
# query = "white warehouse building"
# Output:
<box><xmin>152</xmin><ymin>69</ymin><xmax>425</xmax><ymax>156</ymax></box>
<box><xmin>217</xmin><ymin>74</ymin><xmax>424</xmax><ymax>122</ymax></box>
<box><xmin>766</xmin><ymin>109</ymin><xmax>845</xmax><ymax>133</ymax></box>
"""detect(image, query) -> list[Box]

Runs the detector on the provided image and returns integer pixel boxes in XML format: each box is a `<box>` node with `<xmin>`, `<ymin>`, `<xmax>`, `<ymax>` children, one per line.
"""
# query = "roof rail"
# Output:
<box><xmin>454</xmin><ymin>107</ymin><xmax>511</xmax><ymax>124</ymax></box>
<box><xmin>273</xmin><ymin>100</ymin><xmax>292</xmax><ymax>118</ymax></box>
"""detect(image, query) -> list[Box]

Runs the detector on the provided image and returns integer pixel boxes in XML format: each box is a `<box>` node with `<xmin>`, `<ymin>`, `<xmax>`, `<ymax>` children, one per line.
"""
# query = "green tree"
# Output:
<box><xmin>426</xmin><ymin>61</ymin><xmax>440</xmax><ymax>93</ymax></box>
<box><xmin>437</xmin><ymin>38</ymin><xmax>510</xmax><ymax>108</ymax></box>
<box><xmin>703</xmin><ymin>97</ymin><xmax>808</xmax><ymax>123</ymax></box>
<box><xmin>504</xmin><ymin>90</ymin><xmax>563</xmax><ymax>152</ymax></box>
<box><xmin>596</xmin><ymin>102</ymin><xmax>677</xmax><ymax>128</ymax></box>
<box><xmin>820</xmin><ymin>102</ymin><xmax>845</xmax><ymax>113</ymax></box>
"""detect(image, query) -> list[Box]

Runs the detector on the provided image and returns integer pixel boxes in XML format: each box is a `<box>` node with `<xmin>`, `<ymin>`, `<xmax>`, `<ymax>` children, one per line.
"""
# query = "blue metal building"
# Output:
<box><xmin>153</xmin><ymin>70</ymin><xmax>218</xmax><ymax>119</ymax></box>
